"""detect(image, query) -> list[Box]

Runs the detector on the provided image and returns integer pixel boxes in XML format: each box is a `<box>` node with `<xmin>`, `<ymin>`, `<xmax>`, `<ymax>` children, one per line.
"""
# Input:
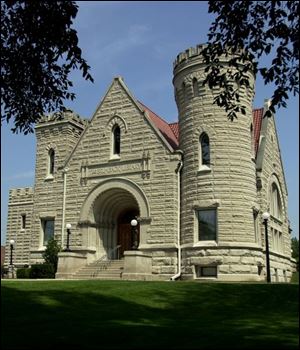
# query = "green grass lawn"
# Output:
<box><xmin>1</xmin><ymin>280</ymin><xmax>299</xmax><ymax>350</ymax></box>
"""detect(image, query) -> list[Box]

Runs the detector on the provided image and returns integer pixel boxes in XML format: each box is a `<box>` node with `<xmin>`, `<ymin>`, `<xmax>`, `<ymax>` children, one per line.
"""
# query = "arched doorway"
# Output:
<box><xmin>117</xmin><ymin>209</ymin><xmax>139</xmax><ymax>257</ymax></box>
<box><xmin>79</xmin><ymin>178</ymin><xmax>150</xmax><ymax>262</ymax></box>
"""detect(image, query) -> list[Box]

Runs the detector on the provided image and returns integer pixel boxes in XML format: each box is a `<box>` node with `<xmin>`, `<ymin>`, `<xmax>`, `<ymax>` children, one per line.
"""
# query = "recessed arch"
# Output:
<box><xmin>79</xmin><ymin>178</ymin><xmax>150</xmax><ymax>258</ymax></box>
<box><xmin>79</xmin><ymin>178</ymin><xmax>150</xmax><ymax>223</ymax></box>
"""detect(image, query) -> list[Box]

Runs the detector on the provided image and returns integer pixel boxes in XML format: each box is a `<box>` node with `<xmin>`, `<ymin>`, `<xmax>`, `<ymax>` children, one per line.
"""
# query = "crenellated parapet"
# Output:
<box><xmin>9</xmin><ymin>187</ymin><xmax>34</xmax><ymax>202</ymax></box>
<box><xmin>173</xmin><ymin>44</ymin><xmax>206</xmax><ymax>71</ymax></box>
<box><xmin>36</xmin><ymin>109</ymin><xmax>89</xmax><ymax>130</ymax></box>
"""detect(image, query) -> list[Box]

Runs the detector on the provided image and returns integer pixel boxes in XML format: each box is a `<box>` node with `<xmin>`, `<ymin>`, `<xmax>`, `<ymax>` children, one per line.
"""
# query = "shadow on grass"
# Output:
<box><xmin>1</xmin><ymin>281</ymin><xmax>299</xmax><ymax>350</ymax></box>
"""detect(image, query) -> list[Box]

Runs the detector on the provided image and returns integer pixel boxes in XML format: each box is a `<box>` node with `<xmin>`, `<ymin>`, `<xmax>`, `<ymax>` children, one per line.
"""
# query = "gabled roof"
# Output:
<box><xmin>252</xmin><ymin>108</ymin><xmax>264</xmax><ymax>156</ymax></box>
<box><xmin>137</xmin><ymin>101</ymin><xmax>179</xmax><ymax>150</ymax></box>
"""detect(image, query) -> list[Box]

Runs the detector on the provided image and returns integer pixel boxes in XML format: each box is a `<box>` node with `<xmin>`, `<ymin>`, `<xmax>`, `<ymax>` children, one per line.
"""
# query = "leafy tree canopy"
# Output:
<box><xmin>1</xmin><ymin>0</ymin><xmax>93</xmax><ymax>134</ymax></box>
<box><xmin>203</xmin><ymin>1</ymin><xmax>299</xmax><ymax>120</ymax></box>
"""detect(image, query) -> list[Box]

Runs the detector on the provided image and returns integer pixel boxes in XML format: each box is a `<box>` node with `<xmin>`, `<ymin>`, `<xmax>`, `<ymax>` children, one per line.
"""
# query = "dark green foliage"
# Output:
<box><xmin>1</xmin><ymin>281</ymin><xmax>299</xmax><ymax>349</ymax></box>
<box><xmin>1</xmin><ymin>1</ymin><xmax>94</xmax><ymax>134</ymax></box>
<box><xmin>204</xmin><ymin>1</ymin><xmax>299</xmax><ymax>120</ymax></box>
<box><xmin>291</xmin><ymin>237</ymin><xmax>299</xmax><ymax>261</ymax></box>
<box><xmin>1</xmin><ymin>266</ymin><xmax>8</xmax><ymax>278</ymax></box>
<box><xmin>29</xmin><ymin>264</ymin><xmax>55</xmax><ymax>279</ymax></box>
<box><xmin>291</xmin><ymin>272</ymin><xmax>299</xmax><ymax>284</ymax></box>
<box><xmin>16</xmin><ymin>267</ymin><xmax>31</xmax><ymax>279</ymax></box>
<box><xmin>42</xmin><ymin>238</ymin><xmax>61</xmax><ymax>273</ymax></box>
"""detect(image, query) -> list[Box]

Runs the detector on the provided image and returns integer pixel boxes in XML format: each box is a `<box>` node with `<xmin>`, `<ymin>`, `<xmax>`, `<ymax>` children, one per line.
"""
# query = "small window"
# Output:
<box><xmin>21</xmin><ymin>214</ymin><xmax>26</xmax><ymax>229</ymax></box>
<box><xmin>112</xmin><ymin>125</ymin><xmax>121</xmax><ymax>156</ymax></box>
<box><xmin>283</xmin><ymin>270</ymin><xmax>287</xmax><ymax>282</ymax></box>
<box><xmin>195</xmin><ymin>266</ymin><xmax>217</xmax><ymax>278</ymax></box>
<box><xmin>250</xmin><ymin>124</ymin><xmax>254</xmax><ymax>156</ymax></box>
<box><xmin>200</xmin><ymin>133</ymin><xmax>210</xmax><ymax>167</ymax></box>
<box><xmin>48</xmin><ymin>149</ymin><xmax>55</xmax><ymax>175</ymax></box>
<box><xmin>42</xmin><ymin>219</ymin><xmax>54</xmax><ymax>246</ymax></box>
<box><xmin>253</xmin><ymin>210</ymin><xmax>259</xmax><ymax>244</ymax></box>
<box><xmin>193</xmin><ymin>78</ymin><xmax>198</xmax><ymax>97</ymax></box>
<box><xmin>197</xmin><ymin>209</ymin><xmax>217</xmax><ymax>241</ymax></box>
<box><xmin>182</xmin><ymin>82</ymin><xmax>186</xmax><ymax>102</ymax></box>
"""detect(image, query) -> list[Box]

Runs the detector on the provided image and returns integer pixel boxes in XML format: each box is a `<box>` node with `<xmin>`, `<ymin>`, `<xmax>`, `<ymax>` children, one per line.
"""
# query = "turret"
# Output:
<box><xmin>173</xmin><ymin>44</ymin><xmax>258</xmax><ymax>267</ymax></box>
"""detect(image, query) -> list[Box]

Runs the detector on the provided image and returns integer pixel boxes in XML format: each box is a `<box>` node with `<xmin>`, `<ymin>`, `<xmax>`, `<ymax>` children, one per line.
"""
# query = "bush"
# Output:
<box><xmin>1</xmin><ymin>266</ymin><xmax>8</xmax><ymax>278</ymax></box>
<box><xmin>42</xmin><ymin>238</ymin><xmax>61</xmax><ymax>273</ymax></box>
<box><xmin>29</xmin><ymin>264</ymin><xmax>55</xmax><ymax>279</ymax></box>
<box><xmin>291</xmin><ymin>271</ymin><xmax>299</xmax><ymax>284</ymax></box>
<box><xmin>16</xmin><ymin>268</ymin><xmax>31</xmax><ymax>279</ymax></box>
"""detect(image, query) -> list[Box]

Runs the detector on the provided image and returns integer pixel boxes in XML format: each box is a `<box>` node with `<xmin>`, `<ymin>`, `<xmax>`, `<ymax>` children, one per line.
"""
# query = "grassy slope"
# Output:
<box><xmin>1</xmin><ymin>281</ymin><xmax>299</xmax><ymax>350</ymax></box>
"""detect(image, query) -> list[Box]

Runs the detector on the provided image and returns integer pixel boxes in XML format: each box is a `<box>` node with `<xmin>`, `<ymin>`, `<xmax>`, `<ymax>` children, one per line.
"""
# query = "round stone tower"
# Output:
<box><xmin>173</xmin><ymin>45</ymin><xmax>261</xmax><ymax>281</ymax></box>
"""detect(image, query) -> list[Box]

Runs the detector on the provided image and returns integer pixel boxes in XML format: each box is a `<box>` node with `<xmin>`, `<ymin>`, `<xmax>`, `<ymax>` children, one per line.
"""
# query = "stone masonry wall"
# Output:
<box><xmin>30</xmin><ymin>113</ymin><xmax>86</xmax><ymax>263</ymax></box>
<box><xmin>5</xmin><ymin>187</ymin><xmax>33</xmax><ymax>267</ymax></box>
<box><xmin>60</xmin><ymin>78</ymin><xmax>180</xmax><ymax>272</ymax></box>
<box><xmin>256</xmin><ymin>110</ymin><xmax>293</xmax><ymax>273</ymax></box>
<box><xmin>173</xmin><ymin>46</ymin><xmax>258</xmax><ymax>249</ymax></box>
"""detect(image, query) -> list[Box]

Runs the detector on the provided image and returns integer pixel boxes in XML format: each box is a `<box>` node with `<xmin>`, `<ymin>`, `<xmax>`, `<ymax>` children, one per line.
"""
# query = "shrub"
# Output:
<box><xmin>16</xmin><ymin>268</ymin><xmax>31</xmax><ymax>279</ymax></box>
<box><xmin>29</xmin><ymin>264</ymin><xmax>55</xmax><ymax>279</ymax></box>
<box><xmin>42</xmin><ymin>238</ymin><xmax>61</xmax><ymax>273</ymax></box>
<box><xmin>1</xmin><ymin>266</ymin><xmax>8</xmax><ymax>278</ymax></box>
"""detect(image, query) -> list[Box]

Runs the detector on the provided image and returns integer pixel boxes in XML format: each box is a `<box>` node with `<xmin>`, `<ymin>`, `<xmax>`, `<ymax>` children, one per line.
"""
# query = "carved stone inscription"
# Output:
<box><xmin>81</xmin><ymin>152</ymin><xmax>151</xmax><ymax>184</ymax></box>
<box><xmin>89</xmin><ymin>161</ymin><xmax>141</xmax><ymax>177</ymax></box>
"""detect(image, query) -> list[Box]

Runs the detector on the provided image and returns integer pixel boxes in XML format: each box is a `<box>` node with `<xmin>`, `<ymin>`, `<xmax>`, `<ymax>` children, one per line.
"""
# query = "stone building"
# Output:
<box><xmin>5</xmin><ymin>45</ymin><xmax>295</xmax><ymax>281</ymax></box>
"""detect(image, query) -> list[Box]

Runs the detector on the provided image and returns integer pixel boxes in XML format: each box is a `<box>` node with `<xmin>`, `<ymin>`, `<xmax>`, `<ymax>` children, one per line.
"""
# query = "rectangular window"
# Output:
<box><xmin>195</xmin><ymin>266</ymin><xmax>217</xmax><ymax>278</ymax></box>
<box><xmin>42</xmin><ymin>219</ymin><xmax>55</xmax><ymax>246</ymax></box>
<box><xmin>21</xmin><ymin>214</ymin><xmax>26</xmax><ymax>229</ymax></box>
<box><xmin>197</xmin><ymin>209</ymin><xmax>217</xmax><ymax>241</ymax></box>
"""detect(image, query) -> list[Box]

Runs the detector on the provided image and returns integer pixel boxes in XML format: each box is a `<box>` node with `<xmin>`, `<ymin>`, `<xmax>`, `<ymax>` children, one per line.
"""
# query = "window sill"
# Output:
<box><xmin>37</xmin><ymin>247</ymin><xmax>46</xmax><ymax>251</ymax></box>
<box><xmin>45</xmin><ymin>175</ymin><xmax>54</xmax><ymax>181</ymax></box>
<box><xmin>193</xmin><ymin>240</ymin><xmax>217</xmax><ymax>247</ymax></box>
<box><xmin>109</xmin><ymin>155</ymin><xmax>121</xmax><ymax>161</ymax></box>
<box><xmin>197</xmin><ymin>165</ymin><xmax>211</xmax><ymax>174</ymax></box>
<box><xmin>270</xmin><ymin>215</ymin><xmax>283</xmax><ymax>225</ymax></box>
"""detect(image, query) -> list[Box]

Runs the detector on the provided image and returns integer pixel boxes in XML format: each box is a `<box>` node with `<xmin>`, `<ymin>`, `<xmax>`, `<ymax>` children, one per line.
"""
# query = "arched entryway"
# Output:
<box><xmin>79</xmin><ymin>178</ymin><xmax>150</xmax><ymax>261</ymax></box>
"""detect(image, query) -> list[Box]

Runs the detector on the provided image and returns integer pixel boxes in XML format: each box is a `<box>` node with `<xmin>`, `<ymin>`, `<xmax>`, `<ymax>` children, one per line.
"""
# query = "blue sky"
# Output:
<box><xmin>1</xmin><ymin>1</ymin><xmax>299</xmax><ymax>244</ymax></box>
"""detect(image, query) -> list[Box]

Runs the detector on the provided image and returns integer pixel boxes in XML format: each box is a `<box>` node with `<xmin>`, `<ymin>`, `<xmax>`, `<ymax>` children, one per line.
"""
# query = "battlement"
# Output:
<box><xmin>36</xmin><ymin>109</ymin><xmax>89</xmax><ymax>129</ymax></box>
<box><xmin>9</xmin><ymin>187</ymin><xmax>34</xmax><ymax>200</ymax></box>
<box><xmin>173</xmin><ymin>44</ymin><xmax>206</xmax><ymax>69</ymax></box>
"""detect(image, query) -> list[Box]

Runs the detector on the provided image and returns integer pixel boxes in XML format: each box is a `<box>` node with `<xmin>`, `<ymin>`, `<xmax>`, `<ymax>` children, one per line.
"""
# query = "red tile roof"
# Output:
<box><xmin>138</xmin><ymin>101</ymin><xmax>179</xmax><ymax>149</ymax></box>
<box><xmin>138</xmin><ymin>101</ymin><xmax>264</xmax><ymax>156</ymax></box>
<box><xmin>169</xmin><ymin>122</ymin><xmax>179</xmax><ymax>140</ymax></box>
<box><xmin>252</xmin><ymin>108</ymin><xmax>264</xmax><ymax>155</ymax></box>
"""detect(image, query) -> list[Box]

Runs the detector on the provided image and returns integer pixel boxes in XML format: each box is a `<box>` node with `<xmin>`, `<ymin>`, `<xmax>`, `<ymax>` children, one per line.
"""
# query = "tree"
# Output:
<box><xmin>42</xmin><ymin>238</ymin><xmax>61</xmax><ymax>273</ymax></box>
<box><xmin>291</xmin><ymin>237</ymin><xmax>299</xmax><ymax>262</ymax></box>
<box><xmin>203</xmin><ymin>1</ymin><xmax>299</xmax><ymax>120</ymax></box>
<box><xmin>1</xmin><ymin>1</ymin><xmax>93</xmax><ymax>134</ymax></box>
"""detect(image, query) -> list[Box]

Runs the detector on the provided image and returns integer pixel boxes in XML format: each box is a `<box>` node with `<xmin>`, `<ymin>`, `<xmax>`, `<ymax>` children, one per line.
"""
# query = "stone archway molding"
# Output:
<box><xmin>79</xmin><ymin>177</ymin><xmax>150</xmax><ymax>223</ymax></box>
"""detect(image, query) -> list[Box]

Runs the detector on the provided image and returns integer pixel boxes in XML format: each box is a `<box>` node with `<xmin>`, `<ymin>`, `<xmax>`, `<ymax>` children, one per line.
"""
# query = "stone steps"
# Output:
<box><xmin>73</xmin><ymin>259</ymin><xmax>124</xmax><ymax>280</ymax></box>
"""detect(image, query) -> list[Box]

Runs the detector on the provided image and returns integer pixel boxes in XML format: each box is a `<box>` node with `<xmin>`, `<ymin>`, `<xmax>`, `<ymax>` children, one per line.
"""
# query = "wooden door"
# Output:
<box><xmin>118</xmin><ymin>223</ymin><xmax>132</xmax><ymax>257</ymax></box>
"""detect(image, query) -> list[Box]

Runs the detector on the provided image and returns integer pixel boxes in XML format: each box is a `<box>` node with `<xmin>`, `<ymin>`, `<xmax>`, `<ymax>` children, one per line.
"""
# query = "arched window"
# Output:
<box><xmin>48</xmin><ymin>149</ymin><xmax>55</xmax><ymax>175</ymax></box>
<box><xmin>112</xmin><ymin>125</ymin><xmax>121</xmax><ymax>156</ymax></box>
<box><xmin>193</xmin><ymin>78</ymin><xmax>198</xmax><ymax>97</ymax></box>
<box><xmin>270</xmin><ymin>183</ymin><xmax>282</xmax><ymax>220</ymax></box>
<box><xmin>200</xmin><ymin>133</ymin><xmax>210</xmax><ymax>167</ymax></box>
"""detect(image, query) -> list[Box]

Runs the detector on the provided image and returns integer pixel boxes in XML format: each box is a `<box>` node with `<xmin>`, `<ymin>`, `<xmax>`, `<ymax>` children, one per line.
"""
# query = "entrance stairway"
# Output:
<box><xmin>73</xmin><ymin>259</ymin><xmax>124</xmax><ymax>280</ymax></box>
